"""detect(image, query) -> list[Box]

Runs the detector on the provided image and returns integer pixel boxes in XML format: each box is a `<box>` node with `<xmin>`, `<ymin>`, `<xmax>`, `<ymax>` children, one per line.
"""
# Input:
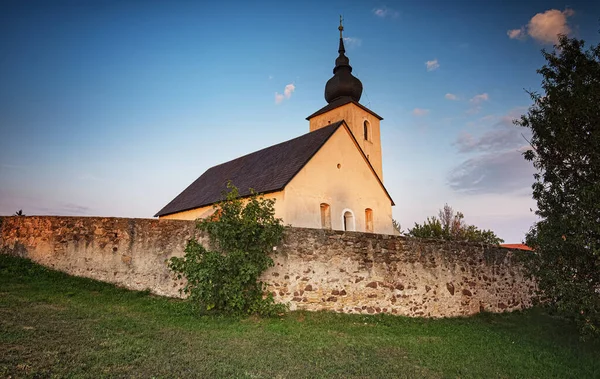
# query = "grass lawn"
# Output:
<box><xmin>1</xmin><ymin>255</ymin><xmax>598</xmax><ymax>378</ymax></box>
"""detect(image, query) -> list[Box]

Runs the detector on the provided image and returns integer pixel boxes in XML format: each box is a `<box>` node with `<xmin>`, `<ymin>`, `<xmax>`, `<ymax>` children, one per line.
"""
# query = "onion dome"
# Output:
<box><xmin>324</xmin><ymin>18</ymin><xmax>363</xmax><ymax>103</ymax></box>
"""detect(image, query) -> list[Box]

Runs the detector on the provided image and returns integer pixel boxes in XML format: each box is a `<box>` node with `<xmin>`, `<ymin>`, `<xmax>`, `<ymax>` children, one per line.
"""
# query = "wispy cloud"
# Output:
<box><xmin>55</xmin><ymin>202</ymin><xmax>92</xmax><ymax>216</ymax></box>
<box><xmin>470</xmin><ymin>93</ymin><xmax>489</xmax><ymax>104</ymax></box>
<box><xmin>508</xmin><ymin>8</ymin><xmax>575</xmax><ymax>44</ymax></box>
<box><xmin>425</xmin><ymin>59</ymin><xmax>439</xmax><ymax>71</ymax></box>
<box><xmin>284</xmin><ymin>84</ymin><xmax>295</xmax><ymax>97</ymax></box>
<box><xmin>466</xmin><ymin>93</ymin><xmax>489</xmax><ymax>114</ymax></box>
<box><xmin>454</xmin><ymin>129</ymin><xmax>523</xmax><ymax>153</ymax></box>
<box><xmin>0</xmin><ymin>188</ymin><xmax>94</xmax><ymax>217</ymax></box>
<box><xmin>455</xmin><ymin>108</ymin><xmax>529</xmax><ymax>154</ymax></box>
<box><xmin>30</xmin><ymin>202</ymin><xmax>93</xmax><ymax>216</ymax></box>
<box><xmin>372</xmin><ymin>6</ymin><xmax>399</xmax><ymax>18</ymax></box>
<box><xmin>275</xmin><ymin>83</ymin><xmax>295</xmax><ymax>104</ymax></box>
<box><xmin>343</xmin><ymin>37</ymin><xmax>362</xmax><ymax>47</ymax></box>
<box><xmin>507</xmin><ymin>27</ymin><xmax>526</xmax><ymax>40</ymax></box>
<box><xmin>445</xmin><ymin>93</ymin><xmax>458</xmax><ymax>101</ymax></box>
<box><xmin>412</xmin><ymin>108</ymin><xmax>430</xmax><ymax>117</ymax></box>
<box><xmin>447</xmin><ymin>149</ymin><xmax>535</xmax><ymax>194</ymax></box>
<box><xmin>465</xmin><ymin>114</ymin><xmax>497</xmax><ymax>128</ymax></box>
<box><xmin>449</xmin><ymin>107</ymin><xmax>534</xmax><ymax>194</ymax></box>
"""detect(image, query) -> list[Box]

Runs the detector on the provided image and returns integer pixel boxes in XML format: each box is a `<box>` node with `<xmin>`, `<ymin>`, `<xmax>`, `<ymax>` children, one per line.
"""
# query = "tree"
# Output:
<box><xmin>407</xmin><ymin>204</ymin><xmax>504</xmax><ymax>245</ymax></box>
<box><xmin>168</xmin><ymin>183</ymin><xmax>287</xmax><ymax>316</ymax></box>
<box><xmin>516</xmin><ymin>34</ymin><xmax>600</xmax><ymax>338</ymax></box>
<box><xmin>392</xmin><ymin>219</ymin><xmax>403</xmax><ymax>234</ymax></box>
<box><xmin>14</xmin><ymin>210</ymin><xmax>24</xmax><ymax>216</ymax></box>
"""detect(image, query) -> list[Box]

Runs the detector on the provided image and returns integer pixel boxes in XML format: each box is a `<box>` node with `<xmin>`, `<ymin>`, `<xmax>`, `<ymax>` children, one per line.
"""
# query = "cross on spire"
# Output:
<box><xmin>338</xmin><ymin>15</ymin><xmax>344</xmax><ymax>38</ymax></box>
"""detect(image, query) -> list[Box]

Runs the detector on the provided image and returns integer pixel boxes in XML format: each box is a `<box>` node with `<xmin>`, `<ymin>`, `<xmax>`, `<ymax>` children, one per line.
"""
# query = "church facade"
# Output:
<box><xmin>156</xmin><ymin>23</ymin><xmax>395</xmax><ymax>235</ymax></box>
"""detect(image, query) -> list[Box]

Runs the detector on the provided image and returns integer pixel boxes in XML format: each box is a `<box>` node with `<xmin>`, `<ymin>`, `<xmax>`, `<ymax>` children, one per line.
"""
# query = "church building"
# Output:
<box><xmin>155</xmin><ymin>22</ymin><xmax>395</xmax><ymax>234</ymax></box>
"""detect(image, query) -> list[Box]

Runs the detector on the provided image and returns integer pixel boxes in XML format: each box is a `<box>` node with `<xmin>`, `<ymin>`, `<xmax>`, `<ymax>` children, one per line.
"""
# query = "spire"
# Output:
<box><xmin>324</xmin><ymin>18</ymin><xmax>363</xmax><ymax>104</ymax></box>
<box><xmin>334</xmin><ymin>15</ymin><xmax>349</xmax><ymax>72</ymax></box>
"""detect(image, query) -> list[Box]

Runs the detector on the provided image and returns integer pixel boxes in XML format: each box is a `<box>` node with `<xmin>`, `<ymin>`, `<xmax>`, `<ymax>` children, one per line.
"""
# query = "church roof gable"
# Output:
<box><xmin>154</xmin><ymin>122</ymin><xmax>344</xmax><ymax>217</ymax></box>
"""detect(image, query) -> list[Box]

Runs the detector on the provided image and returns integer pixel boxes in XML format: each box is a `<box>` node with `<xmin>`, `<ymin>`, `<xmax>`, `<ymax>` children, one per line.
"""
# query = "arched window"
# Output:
<box><xmin>363</xmin><ymin>120</ymin><xmax>370</xmax><ymax>141</ymax></box>
<box><xmin>365</xmin><ymin>208</ymin><xmax>373</xmax><ymax>232</ymax></box>
<box><xmin>342</xmin><ymin>209</ymin><xmax>355</xmax><ymax>231</ymax></box>
<box><xmin>320</xmin><ymin>203</ymin><xmax>331</xmax><ymax>229</ymax></box>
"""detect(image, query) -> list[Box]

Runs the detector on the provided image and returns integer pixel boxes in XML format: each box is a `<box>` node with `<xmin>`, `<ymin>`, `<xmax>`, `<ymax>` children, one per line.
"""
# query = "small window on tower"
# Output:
<box><xmin>363</xmin><ymin>120</ymin><xmax>370</xmax><ymax>141</ymax></box>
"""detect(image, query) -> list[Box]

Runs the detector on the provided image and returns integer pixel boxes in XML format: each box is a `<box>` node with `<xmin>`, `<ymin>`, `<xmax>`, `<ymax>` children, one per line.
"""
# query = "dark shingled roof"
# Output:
<box><xmin>306</xmin><ymin>96</ymin><xmax>383</xmax><ymax>121</ymax></box>
<box><xmin>155</xmin><ymin>122</ymin><xmax>344</xmax><ymax>217</ymax></box>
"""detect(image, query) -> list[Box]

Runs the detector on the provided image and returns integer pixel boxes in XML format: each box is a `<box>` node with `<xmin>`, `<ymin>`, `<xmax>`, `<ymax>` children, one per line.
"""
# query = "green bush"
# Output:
<box><xmin>169</xmin><ymin>183</ymin><xmax>287</xmax><ymax>317</ymax></box>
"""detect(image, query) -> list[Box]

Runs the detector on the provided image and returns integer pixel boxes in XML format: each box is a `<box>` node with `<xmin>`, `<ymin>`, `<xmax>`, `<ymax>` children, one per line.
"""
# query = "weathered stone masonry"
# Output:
<box><xmin>0</xmin><ymin>216</ymin><xmax>536</xmax><ymax>317</ymax></box>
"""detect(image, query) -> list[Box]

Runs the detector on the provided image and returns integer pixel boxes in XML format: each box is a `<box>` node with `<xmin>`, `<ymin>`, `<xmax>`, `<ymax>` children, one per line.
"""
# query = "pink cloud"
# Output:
<box><xmin>507</xmin><ymin>28</ymin><xmax>526</xmax><ymax>40</ymax></box>
<box><xmin>508</xmin><ymin>8</ymin><xmax>575</xmax><ymax>44</ymax></box>
<box><xmin>275</xmin><ymin>83</ymin><xmax>296</xmax><ymax>104</ymax></box>
<box><xmin>470</xmin><ymin>93</ymin><xmax>489</xmax><ymax>104</ymax></box>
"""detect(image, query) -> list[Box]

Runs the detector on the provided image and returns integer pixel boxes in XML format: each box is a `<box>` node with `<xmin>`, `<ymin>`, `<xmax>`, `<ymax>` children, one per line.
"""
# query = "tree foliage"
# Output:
<box><xmin>392</xmin><ymin>219</ymin><xmax>403</xmax><ymax>234</ymax></box>
<box><xmin>407</xmin><ymin>204</ymin><xmax>504</xmax><ymax>245</ymax></box>
<box><xmin>168</xmin><ymin>183</ymin><xmax>287</xmax><ymax>317</ymax></box>
<box><xmin>516</xmin><ymin>34</ymin><xmax>600</xmax><ymax>338</ymax></box>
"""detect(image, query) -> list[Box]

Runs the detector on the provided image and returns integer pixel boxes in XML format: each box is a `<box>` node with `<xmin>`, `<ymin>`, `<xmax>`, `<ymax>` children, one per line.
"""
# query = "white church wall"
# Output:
<box><xmin>283</xmin><ymin>126</ymin><xmax>394</xmax><ymax>235</ymax></box>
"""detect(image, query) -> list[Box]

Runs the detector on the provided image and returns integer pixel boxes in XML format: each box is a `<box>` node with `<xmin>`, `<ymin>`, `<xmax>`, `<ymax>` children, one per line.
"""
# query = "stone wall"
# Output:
<box><xmin>0</xmin><ymin>216</ymin><xmax>200</xmax><ymax>297</ymax></box>
<box><xmin>0</xmin><ymin>216</ymin><xmax>536</xmax><ymax>317</ymax></box>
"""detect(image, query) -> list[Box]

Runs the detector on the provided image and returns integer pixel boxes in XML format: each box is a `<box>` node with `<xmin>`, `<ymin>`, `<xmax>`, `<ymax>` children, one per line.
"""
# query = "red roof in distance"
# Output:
<box><xmin>500</xmin><ymin>244</ymin><xmax>533</xmax><ymax>251</ymax></box>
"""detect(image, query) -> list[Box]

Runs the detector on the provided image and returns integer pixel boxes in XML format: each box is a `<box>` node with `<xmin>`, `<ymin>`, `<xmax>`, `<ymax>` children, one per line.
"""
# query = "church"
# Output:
<box><xmin>155</xmin><ymin>22</ymin><xmax>395</xmax><ymax>235</ymax></box>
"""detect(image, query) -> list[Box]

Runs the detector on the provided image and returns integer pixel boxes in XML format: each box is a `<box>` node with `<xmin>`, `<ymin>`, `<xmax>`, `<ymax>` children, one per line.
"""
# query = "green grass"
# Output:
<box><xmin>1</xmin><ymin>255</ymin><xmax>598</xmax><ymax>378</ymax></box>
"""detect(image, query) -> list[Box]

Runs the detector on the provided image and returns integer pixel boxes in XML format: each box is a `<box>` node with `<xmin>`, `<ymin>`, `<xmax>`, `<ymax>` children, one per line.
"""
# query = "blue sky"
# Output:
<box><xmin>1</xmin><ymin>0</ymin><xmax>599</xmax><ymax>242</ymax></box>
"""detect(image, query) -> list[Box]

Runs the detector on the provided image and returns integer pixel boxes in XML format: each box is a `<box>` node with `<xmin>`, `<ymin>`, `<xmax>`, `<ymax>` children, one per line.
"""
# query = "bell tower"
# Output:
<box><xmin>306</xmin><ymin>18</ymin><xmax>385</xmax><ymax>182</ymax></box>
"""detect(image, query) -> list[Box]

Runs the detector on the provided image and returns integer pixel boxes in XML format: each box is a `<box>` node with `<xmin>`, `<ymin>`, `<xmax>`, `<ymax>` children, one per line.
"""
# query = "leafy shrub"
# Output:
<box><xmin>169</xmin><ymin>183</ymin><xmax>287</xmax><ymax>317</ymax></box>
